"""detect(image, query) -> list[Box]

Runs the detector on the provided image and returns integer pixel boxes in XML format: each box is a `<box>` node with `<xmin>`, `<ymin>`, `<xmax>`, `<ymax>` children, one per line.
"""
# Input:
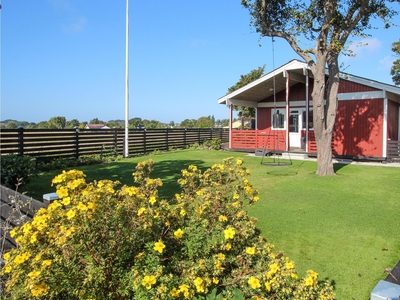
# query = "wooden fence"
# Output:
<box><xmin>0</xmin><ymin>128</ymin><xmax>229</xmax><ymax>159</ymax></box>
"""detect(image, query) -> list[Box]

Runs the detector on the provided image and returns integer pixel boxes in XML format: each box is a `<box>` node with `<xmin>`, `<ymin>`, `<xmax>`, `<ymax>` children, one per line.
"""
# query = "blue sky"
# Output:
<box><xmin>1</xmin><ymin>1</ymin><xmax>399</xmax><ymax>124</ymax></box>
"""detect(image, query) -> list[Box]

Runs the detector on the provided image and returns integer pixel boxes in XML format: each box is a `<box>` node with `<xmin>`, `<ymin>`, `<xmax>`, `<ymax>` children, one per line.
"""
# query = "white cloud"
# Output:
<box><xmin>378</xmin><ymin>55</ymin><xmax>395</xmax><ymax>71</ymax></box>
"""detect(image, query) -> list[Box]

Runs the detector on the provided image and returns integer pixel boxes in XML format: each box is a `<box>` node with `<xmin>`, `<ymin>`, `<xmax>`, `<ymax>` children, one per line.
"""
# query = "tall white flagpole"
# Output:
<box><xmin>124</xmin><ymin>0</ymin><xmax>129</xmax><ymax>157</ymax></box>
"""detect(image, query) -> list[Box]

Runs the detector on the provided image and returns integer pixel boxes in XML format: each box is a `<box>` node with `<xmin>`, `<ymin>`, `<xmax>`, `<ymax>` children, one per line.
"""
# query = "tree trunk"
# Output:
<box><xmin>310</xmin><ymin>56</ymin><xmax>337</xmax><ymax>176</ymax></box>
<box><xmin>316</xmin><ymin>131</ymin><xmax>335</xmax><ymax>175</ymax></box>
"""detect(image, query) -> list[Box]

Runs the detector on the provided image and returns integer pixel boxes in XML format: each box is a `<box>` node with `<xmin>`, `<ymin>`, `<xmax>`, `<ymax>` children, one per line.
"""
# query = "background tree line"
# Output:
<box><xmin>0</xmin><ymin>115</ymin><xmax>230</xmax><ymax>130</ymax></box>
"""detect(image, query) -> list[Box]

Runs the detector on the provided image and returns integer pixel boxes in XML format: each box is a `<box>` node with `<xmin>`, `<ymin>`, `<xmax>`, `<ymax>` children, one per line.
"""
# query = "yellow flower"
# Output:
<box><xmin>87</xmin><ymin>202</ymin><xmax>95</xmax><ymax>210</ymax></box>
<box><xmin>225</xmin><ymin>243</ymin><xmax>232</xmax><ymax>250</ymax></box>
<box><xmin>180</xmin><ymin>209</ymin><xmax>186</xmax><ymax>217</ymax></box>
<box><xmin>246</xmin><ymin>247</ymin><xmax>256</xmax><ymax>255</ymax></box>
<box><xmin>217</xmin><ymin>253</ymin><xmax>225</xmax><ymax>260</ymax></box>
<box><xmin>28</xmin><ymin>270</ymin><xmax>41</xmax><ymax>280</ymax></box>
<box><xmin>9</xmin><ymin>227</ymin><xmax>18</xmax><ymax>238</ymax></box>
<box><xmin>233</xmin><ymin>193</ymin><xmax>240</xmax><ymax>200</ymax></box>
<box><xmin>42</xmin><ymin>260</ymin><xmax>52</xmax><ymax>267</ymax></box>
<box><xmin>66</xmin><ymin>209</ymin><xmax>76</xmax><ymax>220</ymax></box>
<box><xmin>285</xmin><ymin>261</ymin><xmax>295</xmax><ymax>269</ymax></box>
<box><xmin>265</xmin><ymin>281</ymin><xmax>271</xmax><ymax>292</ymax></box>
<box><xmin>175</xmin><ymin>193</ymin><xmax>181</xmax><ymax>200</ymax></box>
<box><xmin>30</xmin><ymin>282</ymin><xmax>49</xmax><ymax>297</ymax></box>
<box><xmin>236</xmin><ymin>158</ymin><xmax>243</xmax><ymax>165</ymax></box>
<box><xmin>253</xmin><ymin>195</ymin><xmax>260</xmax><ymax>202</ymax></box>
<box><xmin>154</xmin><ymin>241</ymin><xmax>166</xmax><ymax>253</ymax></box>
<box><xmin>137</xmin><ymin>207</ymin><xmax>146</xmax><ymax>216</ymax></box>
<box><xmin>126</xmin><ymin>186</ymin><xmax>138</xmax><ymax>196</ymax></box>
<box><xmin>142</xmin><ymin>275</ymin><xmax>156</xmax><ymax>290</ymax></box>
<box><xmin>232</xmin><ymin>201</ymin><xmax>240</xmax><ymax>208</ymax></box>
<box><xmin>179</xmin><ymin>284</ymin><xmax>190</xmax><ymax>298</ymax></box>
<box><xmin>170</xmin><ymin>288</ymin><xmax>180</xmax><ymax>297</ymax></box>
<box><xmin>61</xmin><ymin>197</ymin><xmax>71</xmax><ymax>206</ymax></box>
<box><xmin>218</xmin><ymin>215</ymin><xmax>228</xmax><ymax>222</ymax></box>
<box><xmin>149</xmin><ymin>196</ymin><xmax>156</xmax><ymax>204</ymax></box>
<box><xmin>194</xmin><ymin>277</ymin><xmax>205</xmax><ymax>293</ymax></box>
<box><xmin>57</xmin><ymin>186</ymin><xmax>69</xmax><ymax>198</ymax></box>
<box><xmin>30</xmin><ymin>232</ymin><xmax>38</xmax><ymax>244</ymax></box>
<box><xmin>174</xmin><ymin>228</ymin><xmax>184</xmax><ymax>239</ymax></box>
<box><xmin>76</xmin><ymin>202</ymin><xmax>88</xmax><ymax>211</ymax></box>
<box><xmin>248</xmin><ymin>276</ymin><xmax>261</xmax><ymax>289</ymax></box>
<box><xmin>224</xmin><ymin>227</ymin><xmax>235</xmax><ymax>240</ymax></box>
<box><xmin>212</xmin><ymin>278</ymin><xmax>219</xmax><ymax>284</ymax></box>
<box><xmin>14</xmin><ymin>252</ymin><xmax>31</xmax><ymax>265</ymax></box>
<box><xmin>3</xmin><ymin>252</ymin><xmax>11</xmax><ymax>260</ymax></box>
<box><xmin>3</xmin><ymin>265</ymin><xmax>12</xmax><ymax>274</ymax></box>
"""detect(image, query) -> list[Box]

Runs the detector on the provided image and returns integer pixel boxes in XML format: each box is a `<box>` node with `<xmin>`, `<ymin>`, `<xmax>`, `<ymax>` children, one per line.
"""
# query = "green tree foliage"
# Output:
<box><xmin>180</xmin><ymin>119</ymin><xmax>197</xmax><ymax>128</ymax></box>
<box><xmin>37</xmin><ymin>121</ymin><xmax>49</xmax><ymax>129</ymax></box>
<box><xmin>196</xmin><ymin>116</ymin><xmax>215</xmax><ymax>128</ymax></box>
<box><xmin>48</xmin><ymin>116</ymin><xmax>67</xmax><ymax>129</ymax></box>
<box><xmin>5</xmin><ymin>121</ymin><xmax>19</xmax><ymax>129</ymax></box>
<box><xmin>129</xmin><ymin>117</ymin><xmax>144</xmax><ymax>128</ymax></box>
<box><xmin>241</xmin><ymin>0</ymin><xmax>398</xmax><ymax>175</ymax></box>
<box><xmin>89</xmin><ymin>118</ymin><xmax>100</xmax><ymax>124</ymax></box>
<box><xmin>228</xmin><ymin>65</ymin><xmax>265</xmax><ymax>118</ymax></box>
<box><xmin>391</xmin><ymin>40</ymin><xmax>400</xmax><ymax>86</ymax></box>
<box><xmin>66</xmin><ymin>119</ymin><xmax>80</xmax><ymax>129</ymax></box>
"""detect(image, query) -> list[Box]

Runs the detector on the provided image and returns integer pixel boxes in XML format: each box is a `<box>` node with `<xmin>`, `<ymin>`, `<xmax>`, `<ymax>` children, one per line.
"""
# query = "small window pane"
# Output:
<box><xmin>302</xmin><ymin>109</ymin><xmax>313</xmax><ymax>129</ymax></box>
<box><xmin>272</xmin><ymin>110</ymin><xmax>285</xmax><ymax>129</ymax></box>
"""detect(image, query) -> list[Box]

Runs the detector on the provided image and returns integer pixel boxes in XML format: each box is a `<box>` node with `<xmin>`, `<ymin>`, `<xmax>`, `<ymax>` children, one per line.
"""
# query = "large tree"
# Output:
<box><xmin>241</xmin><ymin>0</ymin><xmax>398</xmax><ymax>175</ymax></box>
<box><xmin>391</xmin><ymin>39</ymin><xmax>400</xmax><ymax>86</ymax></box>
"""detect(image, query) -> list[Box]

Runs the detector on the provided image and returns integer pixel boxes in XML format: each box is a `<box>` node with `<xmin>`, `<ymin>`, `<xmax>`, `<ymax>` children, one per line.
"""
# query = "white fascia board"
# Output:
<box><xmin>228</xmin><ymin>99</ymin><xmax>258</xmax><ymax>107</ymax></box>
<box><xmin>217</xmin><ymin>60</ymin><xmax>308</xmax><ymax>104</ymax></box>
<box><xmin>258</xmin><ymin>100</ymin><xmax>313</xmax><ymax>107</ymax></box>
<box><xmin>337</xmin><ymin>91</ymin><xmax>385</xmax><ymax>101</ymax></box>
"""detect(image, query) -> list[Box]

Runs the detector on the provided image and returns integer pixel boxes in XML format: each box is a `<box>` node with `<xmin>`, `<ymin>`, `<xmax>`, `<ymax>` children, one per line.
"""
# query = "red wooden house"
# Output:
<box><xmin>218</xmin><ymin>60</ymin><xmax>400</xmax><ymax>161</ymax></box>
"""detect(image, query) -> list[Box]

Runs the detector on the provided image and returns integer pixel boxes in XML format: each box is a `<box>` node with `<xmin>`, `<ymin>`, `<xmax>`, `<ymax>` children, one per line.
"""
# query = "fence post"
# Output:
<box><xmin>18</xmin><ymin>127</ymin><xmax>24</xmax><ymax>156</ymax></box>
<box><xmin>75</xmin><ymin>128</ymin><xmax>79</xmax><ymax>159</ymax></box>
<box><xmin>198</xmin><ymin>128</ymin><xmax>201</xmax><ymax>144</ymax></box>
<box><xmin>143</xmin><ymin>129</ymin><xmax>147</xmax><ymax>154</ymax></box>
<box><xmin>113</xmin><ymin>128</ymin><xmax>118</xmax><ymax>155</ymax></box>
<box><xmin>184</xmin><ymin>128</ymin><xmax>187</xmax><ymax>147</ymax></box>
<box><xmin>166</xmin><ymin>128</ymin><xmax>169</xmax><ymax>150</ymax></box>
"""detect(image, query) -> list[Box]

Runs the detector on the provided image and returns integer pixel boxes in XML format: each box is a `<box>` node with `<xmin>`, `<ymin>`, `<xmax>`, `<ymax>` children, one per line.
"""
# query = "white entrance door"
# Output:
<box><xmin>289</xmin><ymin>109</ymin><xmax>302</xmax><ymax>148</ymax></box>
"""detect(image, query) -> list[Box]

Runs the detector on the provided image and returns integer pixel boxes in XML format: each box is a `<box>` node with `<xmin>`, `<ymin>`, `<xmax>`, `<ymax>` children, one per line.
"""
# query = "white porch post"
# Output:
<box><xmin>284</xmin><ymin>70</ymin><xmax>290</xmax><ymax>151</ymax></box>
<box><xmin>383</xmin><ymin>91</ymin><xmax>388</xmax><ymax>158</ymax></box>
<box><xmin>229</xmin><ymin>102</ymin><xmax>233</xmax><ymax>149</ymax></box>
<box><xmin>304</xmin><ymin>68</ymin><xmax>309</xmax><ymax>152</ymax></box>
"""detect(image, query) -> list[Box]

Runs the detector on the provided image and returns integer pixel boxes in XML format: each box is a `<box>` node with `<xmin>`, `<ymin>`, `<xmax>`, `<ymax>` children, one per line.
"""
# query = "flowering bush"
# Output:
<box><xmin>1</xmin><ymin>158</ymin><xmax>335</xmax><ymax>299</ymax></box>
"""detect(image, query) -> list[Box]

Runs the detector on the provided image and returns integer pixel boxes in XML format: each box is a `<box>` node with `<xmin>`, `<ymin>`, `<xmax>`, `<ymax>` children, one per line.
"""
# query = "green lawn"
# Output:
<box><xmin>25</xmin><ymin>149</ymin><xmax>400</xmax><ymax>299</ymax></box>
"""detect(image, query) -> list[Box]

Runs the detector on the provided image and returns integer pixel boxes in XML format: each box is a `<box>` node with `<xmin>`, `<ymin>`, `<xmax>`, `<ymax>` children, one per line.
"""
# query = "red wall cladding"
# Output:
<box><xmin>257</xmin><ymin>107</ymin><xmax>271</xmax><ymax>130</ymax></box>
<box><xmin>338</xmin><ymin>79</ymin><xmax>379</xmax><ymax>93</ymax></box>
<box><xmin>333</xmin><ymin>99</ymin><xmax>383</xmax><ymax>157</ymax></box>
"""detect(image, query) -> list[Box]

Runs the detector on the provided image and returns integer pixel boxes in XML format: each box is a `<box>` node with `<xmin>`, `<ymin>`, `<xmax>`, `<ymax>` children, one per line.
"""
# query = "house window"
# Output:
<box><xmin>272</xmin><ymin>109</ymin><xmax>285</xmax><ymax>129</ymax></box>
<box><xmin>302</xmin><ymin>109</ymin><xmax>313</xmax><ymax>129</ymax></box>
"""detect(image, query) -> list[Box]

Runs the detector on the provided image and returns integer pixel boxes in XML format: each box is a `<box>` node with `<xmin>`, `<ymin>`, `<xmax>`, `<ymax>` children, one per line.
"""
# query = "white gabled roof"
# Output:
<box><xmin>218</xmin><ymin>59</ymin><xmax>400</xmax><ymax>106</ymax></box>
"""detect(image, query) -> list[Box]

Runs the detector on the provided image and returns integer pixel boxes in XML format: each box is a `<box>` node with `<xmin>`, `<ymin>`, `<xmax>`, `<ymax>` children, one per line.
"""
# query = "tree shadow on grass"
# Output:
<box><xmin>82</xmin><ymin>159</ymin><xmax>207</xmax><ymax>200</ymax></box>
